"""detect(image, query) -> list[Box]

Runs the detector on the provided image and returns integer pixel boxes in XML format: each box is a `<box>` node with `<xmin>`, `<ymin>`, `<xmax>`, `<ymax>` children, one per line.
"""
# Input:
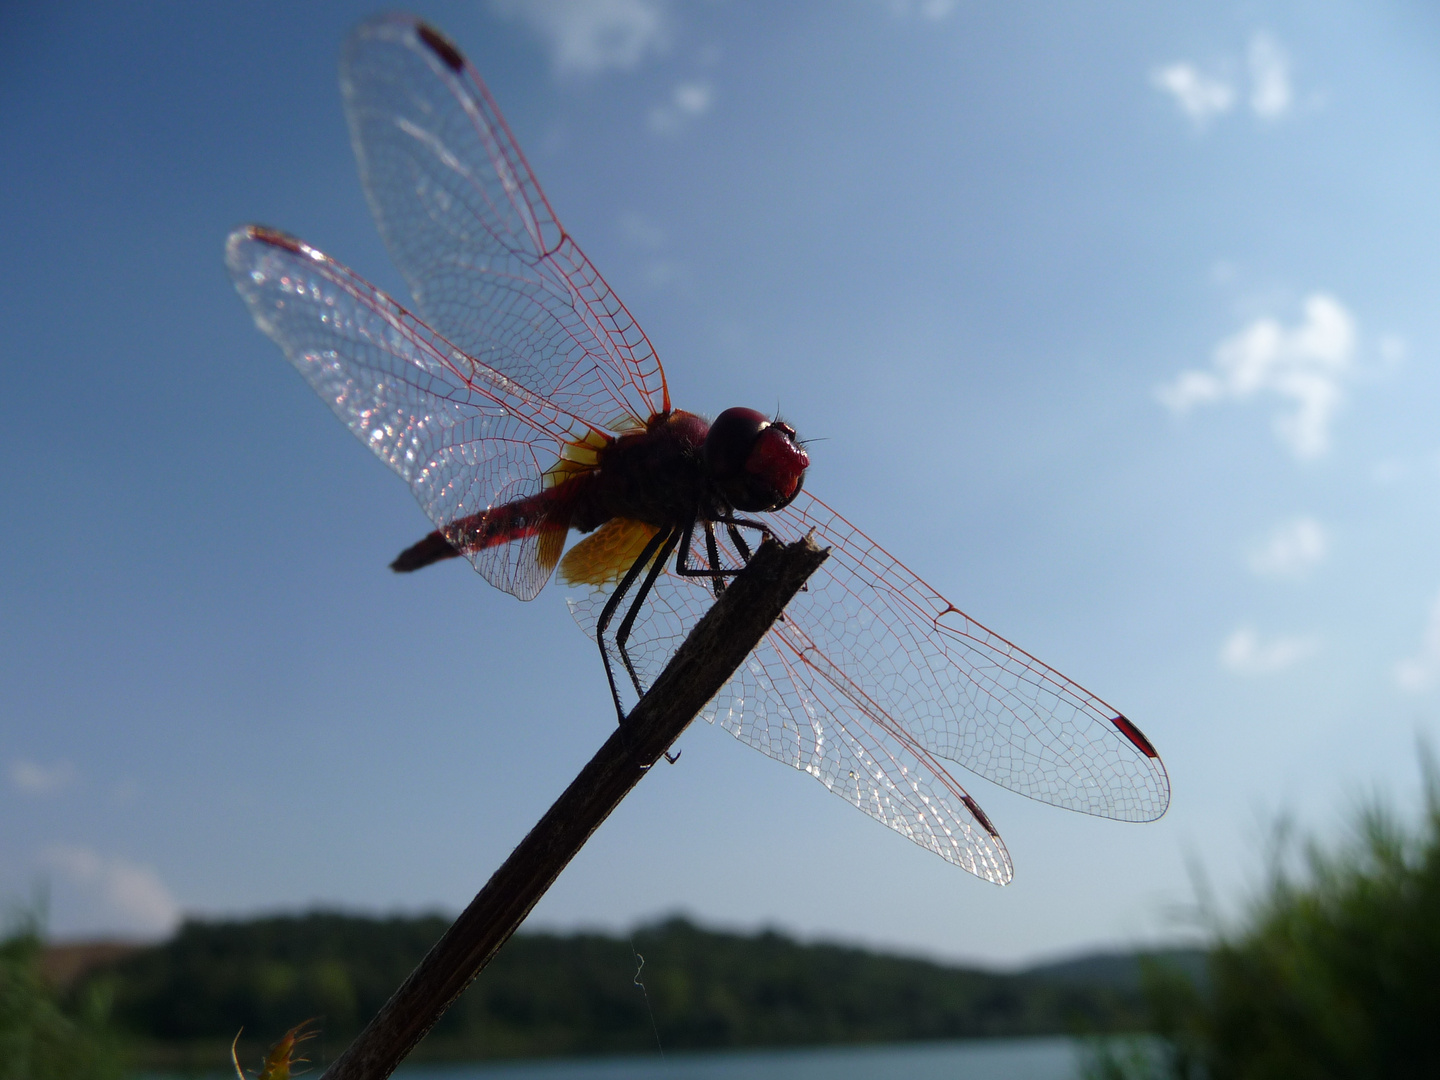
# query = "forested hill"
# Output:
<box><xmin>60</xmin><ymin>912</ymin><xmax>1196</xmax><ymax>1068</ymax></box>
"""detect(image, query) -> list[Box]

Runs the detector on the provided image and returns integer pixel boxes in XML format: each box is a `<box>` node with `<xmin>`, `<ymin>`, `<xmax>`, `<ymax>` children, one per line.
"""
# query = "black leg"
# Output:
<box><xmin>713</xmin><ymin>513</ymin><xmax>772</xmax><ymax>536</ymax></box>
<box><xmin>675</xmin><ymin>516</ymin><xmax>771</xmax><ymax>580</ymax></box>
<box><xmin>726</xmin><ymin>522</ymin><xmax>752</xmax><ymax>562</ymax></box>
<box><xmin>719</xmin><ymin>516</ymin><xmax>804</xmax><ymax>595</ymax></box>
<box><xmin>614</xmin><ymin>527</ymin><xmax>680</xmax><ymax>707</ymax></box>
<box><xmin>704</xmin><ymin>522</ymin><xmax>725</xmax><ymax>598</ymax></box>
<box><xmin>595</xmin><ymin>526</ymin><xmax>673</xmax><ymax>723</ymax></box>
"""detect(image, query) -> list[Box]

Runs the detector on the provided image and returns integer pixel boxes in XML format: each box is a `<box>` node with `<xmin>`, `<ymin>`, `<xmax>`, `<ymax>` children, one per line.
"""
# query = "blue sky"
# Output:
<box><xmin>5</xmin><ymin>0</ymin><xmax>1440</xmax><ymax>967</ymax></box>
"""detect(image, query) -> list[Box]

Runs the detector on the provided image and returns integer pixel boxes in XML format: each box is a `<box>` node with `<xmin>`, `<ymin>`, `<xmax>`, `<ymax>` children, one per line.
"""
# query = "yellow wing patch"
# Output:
<box><xmin>543</xmin><ymin>428</ymin><xmax>610</xmax><ymax>490</ymax></box>
<box><xmin>560</xmin><ymin>518</ymin><xmax>661</xmax><ymax>587</ymax></box>
<box><xmin>536</xmin><ymin>521</ymin><xmax>567</xmax><ymax>583</ymax></box>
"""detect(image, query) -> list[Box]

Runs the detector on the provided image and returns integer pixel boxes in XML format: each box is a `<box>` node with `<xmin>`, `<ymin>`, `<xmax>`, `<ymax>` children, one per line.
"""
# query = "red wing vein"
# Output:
<box><xmin>342</xmin><ymin>15</ymin><xmax>669</xmax><ymax>432</ymax></box>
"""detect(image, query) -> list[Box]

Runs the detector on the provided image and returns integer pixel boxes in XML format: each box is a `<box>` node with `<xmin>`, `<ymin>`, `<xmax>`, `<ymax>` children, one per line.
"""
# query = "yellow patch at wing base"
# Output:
<box><xmin>536</xmin><ymin>521</ymin><xmax>567</xmax><ymax>582</ymax></box>
<box><xmin>560</xmin><ymin>518</ymin><xmax>661</xmax><ymax>587</ymax></box>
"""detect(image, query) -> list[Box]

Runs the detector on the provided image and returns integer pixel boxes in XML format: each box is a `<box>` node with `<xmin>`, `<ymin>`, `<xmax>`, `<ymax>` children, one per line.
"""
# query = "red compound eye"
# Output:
<box><xmin>704</xmin><ymin>408</ymin><xmax>808</xmax><ymax>512</ymax></box>
<box><xmin>746</xmin><ymin>423</ymin><xmax>808</xmax><ymax>503</ymax></box>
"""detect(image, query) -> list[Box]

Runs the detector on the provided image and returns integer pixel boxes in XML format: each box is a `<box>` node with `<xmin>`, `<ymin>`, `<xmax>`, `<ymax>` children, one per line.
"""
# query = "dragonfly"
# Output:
<box><xmin>227</xmin><ymin>14</ymin><xmax>1169</xmax><ymax>885</ymax></box>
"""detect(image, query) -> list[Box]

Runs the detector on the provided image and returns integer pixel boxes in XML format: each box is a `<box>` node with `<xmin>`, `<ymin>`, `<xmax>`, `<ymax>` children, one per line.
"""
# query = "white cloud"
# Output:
<box><xmin>42</xmin><ymin>846</ymin><xmax>181</xmax><ymax>937</ymax></box>
<box><xmin>1248</xmin><ymin>517</ymin><xmax>1327</xmax><ymax>578</ymax></box>
<box><xmin>1248</xmin><ymin>33</ymin><xmax>1292</xmax><ymax>120</ymax></box>
<box><xmin>1157</xmin><ymin>293</ymin><xmax>1356</xmax><ymax>460</ymax></box>
<box><xmin>8</xmin><ymin>758</ymin><xmax>76</xmax><ymax>796</ymax></box>
<box><xmin>489</xmin><ymin>0</ymin><xmax>670</xmax><ymax>75</ymax></box>
<box><xmin>1395</xmin><ymin>590</ymin><xmax>1440</xmax><ymax>693</ymax></box>
<box><xmin>1153</xmin><ymin>31</ymin><xmax>1301</xmax><ymax>126</ymax></box>
<box><xmin>1151</xmin><ymin>63</ymin><xmax>1236</xmax><ymax>125</ymax></box>
<box><xmin>1221</xmin><ymin>627</ymin><xmax>1319</xmax><ymax>674</ymax></box>
<box><xmin>648</xmin><ymin>80</ymin><xmax>713</xmax><ymax>134</ymax></box>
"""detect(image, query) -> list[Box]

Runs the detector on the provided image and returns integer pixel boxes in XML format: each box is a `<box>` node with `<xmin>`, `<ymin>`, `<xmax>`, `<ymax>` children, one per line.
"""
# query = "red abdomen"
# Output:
<box><xmin>392</xmin><ymin>411</ymin><xmax>711</xmax><ymax>572</ymax></box>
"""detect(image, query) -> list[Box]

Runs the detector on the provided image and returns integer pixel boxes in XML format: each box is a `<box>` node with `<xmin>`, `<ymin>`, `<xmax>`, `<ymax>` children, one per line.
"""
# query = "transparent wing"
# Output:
<box><xmin>227</xmin><ymin>225</ymin><xmax>596</xmax><ymax>600</ymax></box>
<box><xmin>566</xmin><ymin>523</ymin><xmax>1013</xmax><ymax>882</ymax></box>
<box><xmin>567</xmin><ymin>493</ymin><xmax>1169</xmax><ymax>879</ymax></box>
<box><xmin>771</xmin><ymin>494</ymin><xmax>1171</xmax><ymax>822</ymax></box>
<box><xmin>340</xmin><ymin>14</ymin><xmax>669</xmax><ymax>434</ymax></box>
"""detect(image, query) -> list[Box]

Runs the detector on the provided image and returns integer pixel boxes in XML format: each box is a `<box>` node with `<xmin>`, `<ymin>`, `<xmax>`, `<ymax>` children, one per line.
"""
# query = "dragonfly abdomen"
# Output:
<box><xmin>391</xmin><ymin>478</ymin><xmax>591</xmax><ymax>572</ymax></box>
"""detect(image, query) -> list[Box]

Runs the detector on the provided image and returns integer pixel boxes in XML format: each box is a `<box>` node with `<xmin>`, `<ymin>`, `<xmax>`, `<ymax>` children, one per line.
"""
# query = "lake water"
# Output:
<box><xmin>396</xmin><ymin>1037</ymin><xmax>1087</xmax><ymax>1080</ymax></box>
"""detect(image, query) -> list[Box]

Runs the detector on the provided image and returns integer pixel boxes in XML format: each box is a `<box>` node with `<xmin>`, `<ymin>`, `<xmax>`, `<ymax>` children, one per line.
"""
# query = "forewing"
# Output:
<box><xmin>340</xmin><ymin>15</ymin><xmax>669</xmax><ymax>434</ymax></box>
<box><xmin>771</xmin><ymin>493</ymin><xmax>1171</xmax><ymax>822</ymax></box>
<box><xmin>565</xmin><ymin>525</ymin><xmax>1014</xmax><ymax>882</ymax></box>
<box><xmin>227</xmin><ymin>226</ymin><xmax>594</xmax><ymax>600</ymax></box>
<box><xmin>711</xmin><ymin>617</ymin><xmax>1016</xmax><ymax>882</ymax></box>
<box><xmin>568</xmin><ymin>490</ymin><xmax>1169</xmax><ymax>866</ymax></box>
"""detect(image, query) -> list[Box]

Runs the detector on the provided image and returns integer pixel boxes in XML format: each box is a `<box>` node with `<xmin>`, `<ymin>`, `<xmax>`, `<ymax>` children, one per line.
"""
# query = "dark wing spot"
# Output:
<box><xmin>961</xmin><ymin>794</ymin><xmax>1000</xmax><ymax>838</ymax></box>
<box><xmin>1110</xmin><ymin>714</ymin><xmax>1159</xmax><ymax>759</ymax></box>
<box><xmin>417</xmin><ymin>22</ymin><xmax>465</xmax><ymax>72</ymax></box>
<box><xmin>246</xmin><ymin>225</ymin><xmax>306</xmax><ymax>255</ymax></box>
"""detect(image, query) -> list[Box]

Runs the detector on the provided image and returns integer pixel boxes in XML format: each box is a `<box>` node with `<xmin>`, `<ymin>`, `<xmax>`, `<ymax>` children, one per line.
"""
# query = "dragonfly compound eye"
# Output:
<box><xmin>746</xmin><ymin>422</ymin><xmax>808</xmax><ymax>509</ymax></box>
<box><xmin>705</xmin><ymin>407</ymin><xmax>809</xmax><ymax>512</ymax></box>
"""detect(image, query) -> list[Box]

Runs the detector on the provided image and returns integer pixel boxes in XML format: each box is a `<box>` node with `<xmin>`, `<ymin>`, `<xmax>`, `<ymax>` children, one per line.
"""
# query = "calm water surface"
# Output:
<box><xmin>396</xmin><ymin>1037</ymin><xmax>1084</xmax><ymax>1080</ymax></box>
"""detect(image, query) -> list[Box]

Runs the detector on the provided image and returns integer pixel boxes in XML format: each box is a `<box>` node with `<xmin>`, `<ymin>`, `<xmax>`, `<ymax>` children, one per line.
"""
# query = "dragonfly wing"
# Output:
<box><xmin>227</xmin><ymin>226</ymin><xmax>592</xmax><ymax>600</ymax></box>
<box><xmin>770</xmin><ymin>493</ymin><xmax>1171</xmax><ymax>822</ymax></box>
<box><xmin>567</xmin><ymin>489</ymin><xmax>1169</xmax><ymax>852</ymax></box>
<box><xmin>564</xmin><ymin>524</ymin><xmax>1014</xmax><ymax>882</ymax></box>
<box><xmin>340</xmin><ymin>15</ymin><xmax>669</xmax><ymax>434</ymax></box>
<box><xmin>710</xmin><ymin>618</ymin><xmax>1015</xmax><ymax>882</ymax></box>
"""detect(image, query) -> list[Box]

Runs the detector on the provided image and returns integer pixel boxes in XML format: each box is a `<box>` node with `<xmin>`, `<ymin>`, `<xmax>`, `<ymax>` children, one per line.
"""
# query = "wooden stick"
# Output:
<box><xmin>322</xmin><ymin>536</ymin><xmax>828</xmax><ymax>1080</ymax></box>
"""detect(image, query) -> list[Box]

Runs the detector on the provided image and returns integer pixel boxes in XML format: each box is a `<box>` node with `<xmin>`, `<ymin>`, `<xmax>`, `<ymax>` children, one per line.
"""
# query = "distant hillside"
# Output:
<box><xmin>1023</xmin><ymin>948</ymin><xmax>1208</xmax><ymax>992</ymax></box>
<box><xmin>60</xmin><ymin>912</ymin><xmax>1182</xmax><ymax>1069</ymax></box>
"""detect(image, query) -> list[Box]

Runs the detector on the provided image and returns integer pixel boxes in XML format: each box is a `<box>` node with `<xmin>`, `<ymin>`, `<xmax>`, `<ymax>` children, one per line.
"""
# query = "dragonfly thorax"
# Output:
<box><xmin>574</xmin><ymin>408</ymin><xmax>809</xmax><ymax>532</ymax></box>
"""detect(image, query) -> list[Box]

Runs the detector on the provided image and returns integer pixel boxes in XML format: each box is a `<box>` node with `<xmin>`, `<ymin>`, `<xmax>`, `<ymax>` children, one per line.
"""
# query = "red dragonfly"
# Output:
<box><xmin>227</xmin><ymin>14</ymin><xmax>1169</xmax><ymax>885</ymax></box>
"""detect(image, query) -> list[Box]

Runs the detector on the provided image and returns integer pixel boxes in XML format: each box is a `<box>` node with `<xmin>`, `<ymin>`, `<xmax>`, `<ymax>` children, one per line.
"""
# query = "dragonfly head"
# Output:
<box><xmin>705</xmin><ymin>407</ymin><xmax>809</xmax><ymax>513</ymax></box>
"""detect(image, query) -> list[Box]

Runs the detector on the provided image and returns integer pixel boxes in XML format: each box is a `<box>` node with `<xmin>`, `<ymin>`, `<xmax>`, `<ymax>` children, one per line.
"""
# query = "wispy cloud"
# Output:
<box><xmin>1152</xmin><ymin>31</ymin><xmax>1297</xmax><ymax>127</ymax></box>
<box><xmin>618</xmin><ymin>210</ymin><xmax>682</xmax><ymax>287</ymax></box>
<box><xmin>648</xmin><ymin>80</ymin><xmax>713</xmax><ymax>134</ymax></box>
<box><xmin>42</xmin><ymin>846</ymin><xmax>181</xmax><ymax>937</ymax></box>
<box><xmin>8</xmin><ymin>758</ymin><xmax>76</xmax><ymax>796</ymax></box>
<box><xmin>489</xmin><ymin>0</ymin><xmax>670</xmax><ymax>75</ymax></box>
<box><xmin>619</xmin><ymin>210</ymin><xmax>666</xmax><ymax>250</ymax></box>
<box><xmin>1395</xmin><ymin>590</ymin><xmax>1440</xmax><ymax>693</ymax></box>
<box><xmin>1221</xmin><ymin>627</ymin><xmax>1319</xmax><ymax>674</ymax></box>
<box><xmin>882</xmin><ymin>0</ymin><xmax>959</xmax><ymax>20</ymax></box>
<box><xmin>1157</xmin><ymin>293</ymin><xmax>1356</xmax><ymax>460</ymax></box>
<box><xmin>1248</xmin><ymin>33</ymin><xmax>1293</xmax><ymax>120</ymax></box>
<box><xmin>1248</xmin><ymin>517</ymin><xmax>1327</xmax><ymax>578</ymax></box>
<box><xmin>1378</xmin><ymin>335</ymin><xmax>1407</xmax><ymax>367</ymax></box>
<box><xmin>1372</xmin><ymin>458</ymin><xmax>1407</xmax><ymax>486</ymax></box>
<box><xmin>1151</xmin><ymin>63</ymin><xmax>1236</xmax><ymax>125</ymax></box>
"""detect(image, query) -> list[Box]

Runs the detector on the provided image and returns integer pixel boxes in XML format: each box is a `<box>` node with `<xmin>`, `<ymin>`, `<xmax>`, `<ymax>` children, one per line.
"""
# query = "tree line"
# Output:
<box><xmin>71</xmin><ymin>912</ymin><xmax>1156</xmax><ymax>1069</ymax></box>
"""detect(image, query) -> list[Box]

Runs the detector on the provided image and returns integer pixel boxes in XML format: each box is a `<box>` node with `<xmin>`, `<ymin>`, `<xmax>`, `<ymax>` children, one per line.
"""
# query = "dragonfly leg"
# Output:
<box><xmin>674</xmin><ymin>515</ymin><xmax>773</xmax><ymax>585</ymax></box>
<box><xmin>614</xmin><ymin>527</ymin><xmax>680</xmax><ymax>710</ymax></box>
<box><xmin>713</xmin><ymin>514</ymin><xmax>771</xmax><ymax>535</ymax></box>
<box><xmin>705</xmin><ymin>522</ymin><xmax>725</xmax><ymax>598</ymax></box>
<box><xmin>596</xmin><ymin>526</ymin><xmax>674</xmax><ymax>723</ymax></box>
<box><xmin>718</xmin><ymin>515</ymin><xmax>805</xmax><ymax>595</ymax></box>
<box><xmin>725</xmin><ymin>522</ymin><xmax>752</xmax><ymax>561</ymax></box>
